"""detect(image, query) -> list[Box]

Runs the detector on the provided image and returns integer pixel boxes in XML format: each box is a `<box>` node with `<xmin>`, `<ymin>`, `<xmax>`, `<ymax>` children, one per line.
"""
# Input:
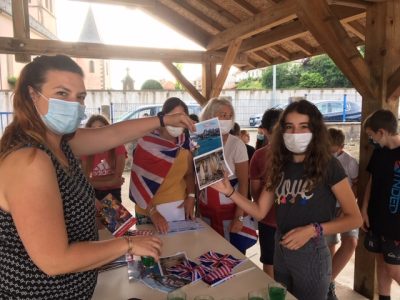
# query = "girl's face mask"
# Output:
<box><xmin>166</xmin><ymin>125</ymin><xmax>184</xmax><ymax>137</ymax></box>
<box><xmin>219</xmin><ymin>120</ymin><xmax>233</xmax><ymax>135</ymax></box>
<box><xmin>283</xmin><ymin>132</ymin><xmax>313</xmax><ymax>154</ymax></box>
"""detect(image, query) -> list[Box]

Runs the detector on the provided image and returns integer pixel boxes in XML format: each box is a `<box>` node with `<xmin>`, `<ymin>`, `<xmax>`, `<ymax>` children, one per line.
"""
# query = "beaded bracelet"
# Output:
<box><xmin>312</xmin><ymin>222</ymin><xmax>323</xmax><ymax>238</ymax></box>
<box><xmin>124</xmin><ymin>236</ymin><xmax>133</xmax><ymax>255</ymax></box>
<box><xmin>225</xmin><ymin>188</ymin><xmax>235</xmax><ymax>198</ymax></box>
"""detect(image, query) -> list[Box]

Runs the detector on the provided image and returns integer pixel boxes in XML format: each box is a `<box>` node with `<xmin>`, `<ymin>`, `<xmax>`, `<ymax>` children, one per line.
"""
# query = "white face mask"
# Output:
<box><xmin>283</xmin><ymin>133</ymin><xmax>313</xmax><ymax>154</ymax></box>
<box><xmin>166</xmin><ymin>125</ymin><xmax>184</xmax><ymax>137</ymax></box>
<box><xmin>219</xmin><ymin>120</ymin><xmax>233</xmax><ymax>135</ymax></box>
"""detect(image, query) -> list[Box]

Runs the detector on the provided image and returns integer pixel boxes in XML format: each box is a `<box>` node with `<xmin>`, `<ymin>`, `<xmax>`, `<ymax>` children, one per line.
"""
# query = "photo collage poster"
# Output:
<box><xmin>191</xmin><ymin>118</ymin><xmax>232</xmax><ymax>190</ymax></box>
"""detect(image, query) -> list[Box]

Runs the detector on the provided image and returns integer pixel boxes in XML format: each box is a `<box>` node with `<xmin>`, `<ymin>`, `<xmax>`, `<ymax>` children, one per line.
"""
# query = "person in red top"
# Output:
<box><xmin>81</xmin><ymin>115</ymin><xmax>127</xmax><ymax>202</ymax></box>
<box><xmin>250</xmin><ymin>108</ymin><xmax>282</xmax><ymax>278</ymax></box>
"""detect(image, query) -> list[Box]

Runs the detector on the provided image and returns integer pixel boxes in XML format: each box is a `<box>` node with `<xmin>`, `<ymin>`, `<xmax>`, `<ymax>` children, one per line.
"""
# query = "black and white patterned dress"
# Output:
<box><xmin>0</xmin><ymin>140</ymin><xmax>98</xmax><ymax>299</ymax></box>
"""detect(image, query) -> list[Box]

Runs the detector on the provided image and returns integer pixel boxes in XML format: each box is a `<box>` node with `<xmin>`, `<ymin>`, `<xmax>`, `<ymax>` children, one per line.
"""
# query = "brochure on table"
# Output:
<box><xmin>191</xmin><ymin>118</ymin><xmax>232</xmax><ymax>190</ymax></box>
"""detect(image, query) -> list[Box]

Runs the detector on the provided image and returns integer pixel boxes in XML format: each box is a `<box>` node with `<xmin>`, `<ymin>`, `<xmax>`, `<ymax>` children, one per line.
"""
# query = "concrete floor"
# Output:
<box><xmin>120</xmin><ymin>171</ymin><xmax>399</xmax><ymax>299</ymax></box>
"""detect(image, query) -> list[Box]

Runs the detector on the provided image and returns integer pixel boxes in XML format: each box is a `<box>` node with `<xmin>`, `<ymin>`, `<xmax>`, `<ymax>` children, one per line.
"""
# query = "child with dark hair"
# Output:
<box><xmin>362</xmin><ymin>109</ymin><xmax>400</xmax><ymax>300</ymax></box>
<box><xmin>213</xmin><ymin>99</ymin><xmax>362</xmax><ymax>300</ymax></box>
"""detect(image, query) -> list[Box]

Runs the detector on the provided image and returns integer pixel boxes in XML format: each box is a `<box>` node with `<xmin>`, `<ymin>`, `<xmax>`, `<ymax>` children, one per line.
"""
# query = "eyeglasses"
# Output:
<box><xmin>216</xmin><ymin>112</ymin><xmax>233</xmax><ymax>119</ymax></box>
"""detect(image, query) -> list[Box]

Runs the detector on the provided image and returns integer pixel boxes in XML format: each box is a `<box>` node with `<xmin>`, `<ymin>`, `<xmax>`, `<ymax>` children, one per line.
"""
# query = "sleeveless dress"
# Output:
<box><xmin>0</xmin><ymin>140</ymin><xmax>98</xmax><ymax>299</ymax></box>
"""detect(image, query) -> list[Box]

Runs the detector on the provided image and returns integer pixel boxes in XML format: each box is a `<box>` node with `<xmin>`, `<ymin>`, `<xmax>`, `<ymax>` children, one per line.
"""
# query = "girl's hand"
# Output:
<box><xmin>164</xmin><ymin>113</ymin><xmax>195</xmax><ymax>132</ymax></box>
<box><xmin>229</xmin><ymin>217</ymin><xmax>243</xmax><ymax>233</ymax></box>
<box><xmin>361</xmin><ymin>208</ymin><xmax>370</xmax><ymax>232</ymax></box>
<box><xmin>179</xmin><ymin>196</ymin><xmax>195</xmax><ymax>220</ymax></box>
<box><xmin>150</xmin><ymin>211</ymin><xmax>169</xmax><ymax>234</ymax></box>
<box><xmin>210</xmin><ymin>175</ymin><xmax>232</xmax><ymax>195</ymax></box>
<box><xmin>280</xmin><ymin>225</ymin><xmax>315</xmax><ymax>250</ymax></box>
<box><xmin>130</xmin><ymin>235</ymin><xmax>163</xmax><ymax>261</ymax></box>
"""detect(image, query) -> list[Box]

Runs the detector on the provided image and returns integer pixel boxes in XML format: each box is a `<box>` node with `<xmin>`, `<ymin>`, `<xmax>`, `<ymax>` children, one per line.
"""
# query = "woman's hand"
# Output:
<box><xmin>179</xmin><ymin>196</ymin><xmax>195</xmax><ymax>220</ymax></box>
<box><xmin>229</xmin><ymin>217</ymin><xmax>243</xmax><ymax>233</ymax></box>
<box><xmin>130</xmin><ymin>235</ymin><xmax>163</xmax><ymax>261</ymax></box>
<box><xmin>164</xmin><ymin>113</ymin><xmax>195</xmax><ymax>132</ymax></box>
<box><xmin>280</xmin><ymin>225</ymin><xmax>315</xmax><ymax>250</ymax></box>
<box><xmin>149</xmin><ymin>211</ymin><xmax>169</xmax><ymax>234</ymax></box>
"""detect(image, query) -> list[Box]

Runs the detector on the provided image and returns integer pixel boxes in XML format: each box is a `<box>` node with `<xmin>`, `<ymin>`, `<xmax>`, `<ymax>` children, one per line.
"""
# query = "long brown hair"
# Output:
<box><xmin>83</xmin><ymin>114</ymin><xmax>116</xmax><ymax>176</ymax></box>
<box><xmin>266</xmin><ymin>99</ymin><xmax>331</xmax><ymax>191</ymax></box>
<box><xmin>0</xmin><ymin>55</ymin><xmax>84</xmax><ymax>161</ymax></box>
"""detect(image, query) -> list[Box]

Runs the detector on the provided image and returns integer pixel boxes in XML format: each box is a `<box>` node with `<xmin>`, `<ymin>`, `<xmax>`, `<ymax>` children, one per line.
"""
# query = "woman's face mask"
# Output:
<box><xmin>219</xmin><ymin>120</ymin><xmax>233</xmax><ymax>135</ymax></box>
<box><xmin>37</xmin><ymin>92</ymin><xmax>86</xmax><ymax>135</ymax></box>
<box><xmin>283</xmin><ymin>133</ymin><xmax>313</xmax><ymax>154</ymax></box>
<box><xmin>257</xmin><ymin>134</ymin><xmax>265</xmax><ymax>141</ymax></box>
<box><xmin>166</xmin><ymin>125</ymin><xmax>184</xmax><ymax>137</ymax></box>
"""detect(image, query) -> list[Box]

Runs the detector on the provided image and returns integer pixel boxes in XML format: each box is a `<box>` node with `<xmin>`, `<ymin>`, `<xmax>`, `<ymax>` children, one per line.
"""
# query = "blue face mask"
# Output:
<box><xmin>39</xmin><ymin>95</ymin><xmax>86</xmax><ymax>135</ymax></box>
<box><xmin>257</xmin><ymin>134</ymin><xmax>265</xmax><ymax>141</ymax></box>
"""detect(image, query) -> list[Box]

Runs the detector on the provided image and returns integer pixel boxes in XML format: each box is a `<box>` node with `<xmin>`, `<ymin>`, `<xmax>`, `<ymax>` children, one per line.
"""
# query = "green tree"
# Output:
<box><xmin>236</xmin><ymin>77</ymin><xmax>263</xmax><ymax>89</ymax></box>
<box><xmin>261</xmin><ymin>63</ymin><xmax>301</xmax><ymax>89</ymax></box>
<box><xmin>141</xmin><ymin>79</ymin><xmax>163</xmax><ymax>90</ymax></box>
<box><xmin>302</xmin><ymin>55</ymin><xmax>352</xmax><ymax>88</ymax></box>
<box><xmin>299</xmin><ymin>72</ymin><xmax>325</xmax><ymax>88</ymax></box>
<box><xmin>174</xmin><ymin>63</ymin><xmax>184</xmax><ymax>90</ymax></box>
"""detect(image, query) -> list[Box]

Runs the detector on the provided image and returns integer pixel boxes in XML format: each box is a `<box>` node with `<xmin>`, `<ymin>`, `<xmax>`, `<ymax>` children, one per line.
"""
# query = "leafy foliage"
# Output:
<box><xmin>299</xmin><ymin>72</ymin><xmax>325</xmax><ymax>88</ymax></box>
<box><xmin>141</xmin><ymin>79</ymin><xmax>163</xmax><ymax>90</ymax></box>
<box><xmin>236</xmin><ymin>77</ymin><xmax>263</xmax><ymax>89</ymax></box>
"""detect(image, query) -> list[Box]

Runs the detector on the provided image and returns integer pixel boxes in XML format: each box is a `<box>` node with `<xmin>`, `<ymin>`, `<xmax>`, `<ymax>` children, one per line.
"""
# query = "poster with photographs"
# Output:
<box><xmin>191</xmin><ymin>118</ymin><xmax>232</xmax><ymax>190</ymax></box>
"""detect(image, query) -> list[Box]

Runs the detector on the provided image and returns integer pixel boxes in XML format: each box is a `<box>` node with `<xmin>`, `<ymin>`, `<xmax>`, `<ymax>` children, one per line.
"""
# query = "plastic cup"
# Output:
<box><xmin>140</xmin><ymin>256</ymin><xmax>155</xmax><ymax>268</ymax></box>
<box><xmin>167</xmin><ymin>289</ymin><xmax>186</xmax><ymax>300</ymax></box>
<box><xmin>268</xmin><ymin>283</ymin><xmax>286</xmax><ymax>300</ymax></box>
<box><xmin>248</xmin><ymin>288</ymin><xmax>267</xmax><ymax>300</ymax></box>
<box><xmin>194</xmin><ymin>296</ymin><xmax>214</xmax><ymax>300</ymax></box>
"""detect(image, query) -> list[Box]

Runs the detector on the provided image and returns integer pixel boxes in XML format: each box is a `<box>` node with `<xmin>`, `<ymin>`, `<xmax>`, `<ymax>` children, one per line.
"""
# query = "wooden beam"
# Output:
<box><xmin>162</xmin><ymin>61</ymin><xmax>207</xmax><ymax>106</ymax></box>
<box><xmin>12</xmin><ymin>0</ymin><xmax>30</xmax><ymax>62</ymax></box>
<box><xmin>197</xmin><ymin>0</ymin><xmax>241</xmax><ymax>23</ymax></box>
<box><xmin>202</xmin><ymin>62</ymin><xmax>216</xmax><ymax>100</ymax></box>
<box><xmin>0</xmin><ymin>37</ymin><xmax>249</xmax><ymax>65</ymax></box>
<box><xmin>253</xmin><ymin>51</ymin><xmax>273</xmax><ymax>64</ymax></box>
<box><xmin>231</xmin><ymin>0</ymin><xmax>259</xmax><ymax>16</ymax></box>
<box><xmin>71</xmin><ymin>0</ymin><xmax>156</xmax><ymax>7</ymax></box>
<box><xmin>345</xmin><ymin>21</ymin><xmax>366</xmax><ymax>41</ymax></box>
<box><xmin>270</xmin><ymin>45</ymin><xmax>291</xmax><ymax>60</ymax></box>
<box><xmin>211</xmin><ymin>39</ymin><xmax>242</xmax><ymax>98</ymax></box>
<box><xmin>296</xmin><ymin>0</ymin><xmax>375</xmax><ymax>100</ymax></box>
<box><xmin>76</xmin><ymin>0</ymin><xmax>210</xmax><ymax>47</ymax></box>
<box><xmin>207</xmin><ymin>0</ymin><xmax>297</xmax><ymax>50</ymax></box>
<box><xmin>387</xmin><ymin>66</ymin><xmax>400</xmax><ymax>99</ymax></box>
<box><xmin>291</xmin><ymin>38</ymin><xmax>314</xmax><ymax>55</ymax></box>
<box><xmin>327</xmin><ymin>0</ymin><xmax>370</xmax><ymax>9</ymax></box>
<box><xmin>239</xmin><ymin>10</ymin><xmax>365</xmax><ymax>53</ymax></box>
<box><xmin>171</xmin><ymin>0</ymin><xmax>226</xmax><ymax>32</ymax></box>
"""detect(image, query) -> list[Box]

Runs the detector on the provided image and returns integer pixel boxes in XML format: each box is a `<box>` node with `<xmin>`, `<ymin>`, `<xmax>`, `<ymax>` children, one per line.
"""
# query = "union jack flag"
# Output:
<box><xmin>129</xmin><ymin>131</ymin><xmax>189</xmax><ymax>209</ymax></box>
<box><xmin>197</xmin><ymin>251</ymin><xmax>243</xmax><ymax>269</ymax></box>
<box><xmin>202</xmin><ymin>264</ymin><xmax>233</xmax><ymax>286</ymax></box>
<box><xmin>199</xmin><ymin>179</ymin><xmax>258</xmax><ymax>252</ymax></box>
<box><xmin>166</xmin><ymin>259</ymin><xmax>209</xmax><ymax>282</ymax></box>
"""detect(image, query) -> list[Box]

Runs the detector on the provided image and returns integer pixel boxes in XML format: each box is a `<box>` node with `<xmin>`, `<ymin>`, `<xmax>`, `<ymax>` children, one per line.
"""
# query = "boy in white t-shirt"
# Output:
<box><xmin>326</xmin><ymin>128</ymin><xmax>359</xmax><ymax>300</ymax></box>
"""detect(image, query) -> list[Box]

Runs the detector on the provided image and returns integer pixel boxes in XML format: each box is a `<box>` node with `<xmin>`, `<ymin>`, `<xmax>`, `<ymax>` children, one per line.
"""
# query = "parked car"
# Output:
<box><xmin>116</xmin><ymin>103</ymin><xmax>202</xmax><ymax>122</ymax></box>
<box><xmin>248</xmin><ymin>100</ymin><xmax>361</xmax><ymax>127</ymax></box>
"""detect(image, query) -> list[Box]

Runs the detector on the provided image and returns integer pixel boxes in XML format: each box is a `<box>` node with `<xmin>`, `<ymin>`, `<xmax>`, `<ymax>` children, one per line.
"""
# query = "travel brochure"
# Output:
<box><xmin>191</xmin><ymin>118</ymin><xmax>232</xmax><ymax>190</ymax></box>
<box><xmin>127</xmin><ymin>251</ymin><xmax>246</xmax><ymax>293</ymax></box>
<box><xmin>97</xmin><ymin>193</ymin><xmax>137</xmax><ymax>237</ymax></box>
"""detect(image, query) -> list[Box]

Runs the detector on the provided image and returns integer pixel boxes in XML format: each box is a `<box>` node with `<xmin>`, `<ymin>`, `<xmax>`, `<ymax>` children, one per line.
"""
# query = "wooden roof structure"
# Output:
<box><xmin>0</xmin><ymin>1</ymin><xmax>399</xmax><ymax>298</ymax></box>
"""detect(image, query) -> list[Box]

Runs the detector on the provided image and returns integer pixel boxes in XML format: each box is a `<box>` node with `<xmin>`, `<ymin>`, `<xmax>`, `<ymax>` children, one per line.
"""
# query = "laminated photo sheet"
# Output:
<box><xmin>191</xmin><ymin>118</ymin><xmax>232</xmax><ymax>190</ymax></box>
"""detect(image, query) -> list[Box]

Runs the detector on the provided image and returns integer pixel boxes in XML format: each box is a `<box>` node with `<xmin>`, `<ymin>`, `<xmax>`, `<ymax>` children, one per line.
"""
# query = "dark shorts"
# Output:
<box><xmin>364</xmin><ymin>230</ymin><xmax>400</xmax><ymax>265</ymax></box>
<box><xmin>258</xmin><ymin>223</ymin><xmax>276</xmax><ymax>265</ymax></box>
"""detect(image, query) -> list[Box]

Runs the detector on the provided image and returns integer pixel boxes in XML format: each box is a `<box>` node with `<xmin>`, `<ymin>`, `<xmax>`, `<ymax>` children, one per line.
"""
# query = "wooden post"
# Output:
<box><xmin>202</xmin><ymin>62</ymin><xmax>216</xmax><ymax>101</ymax></box>
<box><xmin>11</xmin><ymin>0</ymin><xmax>30</xmax><ymax>62</ymax></box>
<box><xmin>354</xmin><ymin>1</ymin><xmax>400</xmax><ymax>298</ymax></box>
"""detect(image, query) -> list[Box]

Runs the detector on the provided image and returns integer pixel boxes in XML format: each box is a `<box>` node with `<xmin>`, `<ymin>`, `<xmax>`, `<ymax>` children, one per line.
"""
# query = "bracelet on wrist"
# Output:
<box><xmin>124</xmin><ymin>236</ymin><xmax>133</xmax><ymax>255</ymax></box>
<box><xmin>312</xmin><ymin>222</ymin><xmax>323</xmax><ymax>238</ymax></box>
<box><xmin>148</xmin><ymin>206</ymin><xmax>158</xmax><ymax>216</ymax></box>
<box><xmin>157</xmin><ymin>113</ymin><xmax>165</xmax><ymax>127</ymax></box>
<box><xmin>187</xmin><ymin>193</ymin><xmax>196</xmax><ymax>198</ymax></box>
<box><xmin>225</xmin><ymin>188</ymin><xmax>235</xmax><ymax>198</ymax></box>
